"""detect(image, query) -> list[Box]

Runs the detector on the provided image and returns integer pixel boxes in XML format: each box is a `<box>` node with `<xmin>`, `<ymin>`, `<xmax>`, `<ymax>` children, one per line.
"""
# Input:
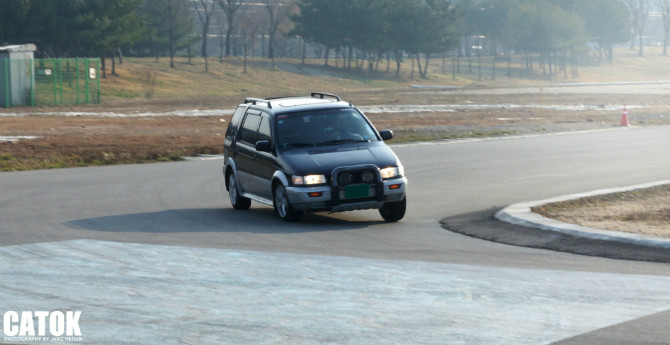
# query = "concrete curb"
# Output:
<box><xmin>495</xmin><ymin>180</ymin><xmax>670</xmax><ymax>249</ymax></box>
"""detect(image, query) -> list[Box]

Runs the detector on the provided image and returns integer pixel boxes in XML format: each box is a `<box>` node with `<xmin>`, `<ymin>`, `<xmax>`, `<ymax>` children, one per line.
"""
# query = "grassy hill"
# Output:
<box><xmin>99</xmin><ymin>46</ymin><xmax>670</xmax><ymax>108</ymax></box>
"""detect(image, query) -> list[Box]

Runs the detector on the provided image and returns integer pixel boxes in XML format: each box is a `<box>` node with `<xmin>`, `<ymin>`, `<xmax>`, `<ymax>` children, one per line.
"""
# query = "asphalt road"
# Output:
<box><xmin>1</xmin><ymin>125</ymin><xmax>670</xmax><ymax>344</ymax></box>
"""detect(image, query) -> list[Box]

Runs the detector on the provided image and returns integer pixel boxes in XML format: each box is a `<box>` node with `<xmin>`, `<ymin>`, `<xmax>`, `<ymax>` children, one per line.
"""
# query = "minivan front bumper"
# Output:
<box><xmin>286</xmin><ymin>176</ymin><xmax>407</xmax><ymax>212</ymax></box>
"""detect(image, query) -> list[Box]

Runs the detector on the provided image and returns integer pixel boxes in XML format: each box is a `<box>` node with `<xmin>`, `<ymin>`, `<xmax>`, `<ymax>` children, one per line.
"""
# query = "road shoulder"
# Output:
<box><xmin>440</xmin><ymin>208</ymin><xmax>670</xmax><ymax>263</ymax></box>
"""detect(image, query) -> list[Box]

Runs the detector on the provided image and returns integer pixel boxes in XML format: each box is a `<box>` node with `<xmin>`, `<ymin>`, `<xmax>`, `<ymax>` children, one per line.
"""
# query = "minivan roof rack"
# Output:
<box><xmin>311</xmin><ymin>92</ymin><xmax>341</xmax><ymax>101</ymax></box>
<box><xmin>244</xmin><ymin>97</ymin><xmax>272</xmax><ymax>109</ymax></box>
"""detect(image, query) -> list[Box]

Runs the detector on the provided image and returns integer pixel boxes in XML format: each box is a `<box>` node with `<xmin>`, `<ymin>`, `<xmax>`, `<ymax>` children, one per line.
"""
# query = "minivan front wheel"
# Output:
<box><xmin>274</xmin><ymin>184</ymin><xmax>303</xmax><ymax>222</ymax></box>
<box><xmin>379</xmin><ymin>197</ymin><xmax>406</xmax><ymax>222</ymax></box>
<box><xmin>228</xmin><ymin>173</ymin><xmax>251</xmax><ymax>210</ymax></box>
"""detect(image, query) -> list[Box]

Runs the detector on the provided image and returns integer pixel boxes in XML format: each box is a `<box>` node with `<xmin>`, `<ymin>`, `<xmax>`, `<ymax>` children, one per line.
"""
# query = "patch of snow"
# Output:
<box><xmin>0</xmin><ymin>136</ymin><xmax>40</xmax><ymax>143</ymax></box>
<box><xmin>0</xmin><ymin>104</ymin><xmax>640</xmax><ymax>117</ymax></box>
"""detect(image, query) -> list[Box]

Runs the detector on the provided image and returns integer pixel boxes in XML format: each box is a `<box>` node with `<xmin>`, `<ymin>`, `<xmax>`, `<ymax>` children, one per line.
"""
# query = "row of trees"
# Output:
<box><xmin>290</xmin><ymin>0</ymin><xmax>636</xmax><ymax>78</ymax></box>
<box><xmin>457</xmin><ymin>0</ymin><xmax>633</xmax><ymax>78</ymax></box>
<box><xmin>0</xmin><ymin>0</ymin><xmax>662</xmax><ymax>78</ymax></box>
<box><xmin>291</xmin><ymin>0</ymin><xmax>458</xmax><ymax>78</ymax></box>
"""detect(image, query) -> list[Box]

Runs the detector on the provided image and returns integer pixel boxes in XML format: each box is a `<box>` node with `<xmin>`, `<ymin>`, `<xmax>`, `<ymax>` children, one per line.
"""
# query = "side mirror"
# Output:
<box><xmin>255</xmin><ymin>140</ymin><xmax>272</xmax><ymax>152</ymax></box>
<box><xmin>379</xmin><ymin>130</ymin><xmax>393</xmax><ymax>141</ymax></box>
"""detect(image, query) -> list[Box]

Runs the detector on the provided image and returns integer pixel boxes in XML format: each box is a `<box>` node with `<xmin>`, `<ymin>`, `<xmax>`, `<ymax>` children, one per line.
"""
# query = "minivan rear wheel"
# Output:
<box><xmin>228</xmin><ymin>173</ymin><xmax>251</xmax><ymax>210</ymax></box>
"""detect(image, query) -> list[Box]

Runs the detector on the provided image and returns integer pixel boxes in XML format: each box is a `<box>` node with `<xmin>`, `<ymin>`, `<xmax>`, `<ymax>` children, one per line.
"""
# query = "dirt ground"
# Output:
<box><xmin>3</xmin><ymin>90</ymin><xmax>669</xmax><ymax>170</ymax></box>
<box><xmin>1</xmin><ymin>89</ymin><xmax>670</xmax><ymax>235</ymax></box>
<box><xmin>0</xmin><ymin>115</ymin><xmax>226</xmax><ymax>169</ymax></box>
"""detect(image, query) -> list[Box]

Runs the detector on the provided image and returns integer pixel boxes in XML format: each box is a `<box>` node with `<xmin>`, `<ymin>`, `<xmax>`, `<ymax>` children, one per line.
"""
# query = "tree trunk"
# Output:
<box><xmin>101</xmin><ymin>55</ymin><xmax>107</xmax><ymax>78</ymax></box>
<box><xmin>111</xmin><ymin>50</ymin><xmax>117</xmax><ymax>76</ymax></box>
<box><xmin>477</xmin><ymin>53</ymin><xmax>482</xmax><ymax>81</ymax></box>
<box><xmin>243</xmin><ymin>43</ymin><xmax>248</xmax><ymax>73</ymax></box>
<box><xmin>169</xmin><ymin>39</ymin><xmax>175</xmax><ymax>68</ymax></box>
<box><xmin>225</xmin><ymin>17</ymin><xmax>234</xmax><ymax>57</ymax></box>
<box><xmin>422</xmin><ymin>54</ymin><xmax>431</xmax><ymax>78</ymax></box>
<box><xmin>491</xmin><ymin>55</ymin><xmax>496</xmax><ymax>81</ymax></box>
<box><xmin>452</xmin><ymin>54</ymin><xmax>456</xmax><ymax>79</ymax></box>
<box><xmin>395</xmin><ymin>51</ymin><xmax>402</xmax><ymax>77</ymax></box>
<box><xmin>301</xmin><ymin>39</ymin><xmax>306</xmax><ymax>65</ymax></box>
<box><xmin>507</xmin><ymin>52</ymin><xmax>511</xmax><ymax>78</ymax></box>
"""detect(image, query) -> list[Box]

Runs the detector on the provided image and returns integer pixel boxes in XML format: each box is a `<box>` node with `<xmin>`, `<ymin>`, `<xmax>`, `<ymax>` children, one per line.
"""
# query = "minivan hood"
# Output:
<box><xmin>282</xmin><ymin>143</ymin><xmax>399</xmax><ymax>176</ymax></box>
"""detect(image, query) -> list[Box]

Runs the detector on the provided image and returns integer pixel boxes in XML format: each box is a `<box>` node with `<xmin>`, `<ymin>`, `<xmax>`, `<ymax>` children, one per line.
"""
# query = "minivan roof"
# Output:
<box><xmin>243</xmin><ymin>94</ymin><xmax>353</xmax><ymax>115</ymax></box>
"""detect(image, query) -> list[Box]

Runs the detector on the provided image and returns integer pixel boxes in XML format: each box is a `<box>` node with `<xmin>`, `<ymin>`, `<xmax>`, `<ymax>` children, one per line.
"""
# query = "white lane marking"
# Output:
<box><xmin>1</xmin><ymin>240</ymin><xmax>669</xmax><ymax>345</ymax></box>
<box><xmin>391</xmin><ymin>127</ymin><xmax>632</xmax><ymax>148</ymax></box>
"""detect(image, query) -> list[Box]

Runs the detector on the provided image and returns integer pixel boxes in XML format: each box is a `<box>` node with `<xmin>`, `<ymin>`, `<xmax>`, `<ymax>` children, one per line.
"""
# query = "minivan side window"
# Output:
<box><xmin>240</xmin><ymin>113</ymin><xmax>261</xmax><ymax>144</ymax></box>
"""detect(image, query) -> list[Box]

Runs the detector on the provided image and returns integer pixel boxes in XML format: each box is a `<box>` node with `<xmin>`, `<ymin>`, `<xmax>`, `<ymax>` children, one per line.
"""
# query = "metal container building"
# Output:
<box><xmin>0</xmin><ymin>44</ymin><xmax>37</xmax><ymax>107</ymax></box>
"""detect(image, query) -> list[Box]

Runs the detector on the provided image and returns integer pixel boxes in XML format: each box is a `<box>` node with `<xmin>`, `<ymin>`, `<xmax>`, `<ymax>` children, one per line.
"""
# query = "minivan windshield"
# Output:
<box><xmin>276</xmin><ymin>108</ymin><xmax>379</xmax><ymax>149</ymax></box>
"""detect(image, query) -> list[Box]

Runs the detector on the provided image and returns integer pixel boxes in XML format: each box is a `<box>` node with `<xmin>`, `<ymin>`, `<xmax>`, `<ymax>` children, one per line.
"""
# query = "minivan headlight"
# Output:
<box><xmin>380</xmin><ymin>166</ymin><xmax>403</xmax><ymax>179</ymax></box>
<box><xmin>292</xmin><ymin>174</ymin><xmax>326</xmax><ymax>185</ymax></box>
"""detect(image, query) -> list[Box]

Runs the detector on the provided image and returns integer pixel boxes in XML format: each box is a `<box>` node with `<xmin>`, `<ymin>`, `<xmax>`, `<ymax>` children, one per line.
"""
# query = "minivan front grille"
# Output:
<box><xmin>337</xmin><ymin>169</ymin><xmax>377</xmax><ymax>186</ymax></box>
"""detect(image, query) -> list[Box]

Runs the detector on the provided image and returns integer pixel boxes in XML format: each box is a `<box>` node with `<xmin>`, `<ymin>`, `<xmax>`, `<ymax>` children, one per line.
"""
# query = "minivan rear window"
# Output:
<box><xmin>225</xmin><ymin>106</ymin><xmax>247</xmax><ymax>140</ymax></box>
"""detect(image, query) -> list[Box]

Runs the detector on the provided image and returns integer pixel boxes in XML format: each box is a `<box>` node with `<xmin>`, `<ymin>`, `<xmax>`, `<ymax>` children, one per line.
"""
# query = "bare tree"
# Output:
<box><xmin>261</xmin><ymin>0</ymin><xmax>294</xmax><ymax>68</ymax></box>
<box><xmin>656</xmin><ymin>0</ymin><xmax>670</xmax><ymax>55</ymax></box>
<box><xmin>213</xmin><ymin>9</ymin><xmax>227</xmax><ymax>62</ymax></box>
<box><xmin>627</xmin><ymin>0</ymin><xmax>650</xmax><ymax>56</ymax></box>
<box><xmin>238</xmin><ymin>9</ymin><xmax>262</xmax><ymax>73</ymax></box>
<box><xmin>216</xmin><ymin>0</ymin><xmax>245</xmax><ymax>57</ymax></box>
<box><xmin>191</xmin><ymin>0</ymin><xmax>217</xmax><ymax>71</ymax></box>
<box><xmin>144</xmin><ymin>0</ymin><xmax>193</xmax><ymax>68</ymax></box>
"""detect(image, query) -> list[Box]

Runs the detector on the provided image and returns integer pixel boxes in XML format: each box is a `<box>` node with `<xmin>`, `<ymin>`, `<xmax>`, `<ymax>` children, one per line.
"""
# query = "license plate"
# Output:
<box><xmin>344</xmin><ymin>184</ymin><xmax>370</xmax><ymax>199</ymax></box>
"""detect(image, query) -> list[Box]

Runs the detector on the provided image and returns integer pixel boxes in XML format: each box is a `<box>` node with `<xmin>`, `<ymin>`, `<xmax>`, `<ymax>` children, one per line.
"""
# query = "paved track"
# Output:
<box><xmin>1</xmin><ymin>125</ymin><xmax>670</xmax><ymax>344</ymax></box>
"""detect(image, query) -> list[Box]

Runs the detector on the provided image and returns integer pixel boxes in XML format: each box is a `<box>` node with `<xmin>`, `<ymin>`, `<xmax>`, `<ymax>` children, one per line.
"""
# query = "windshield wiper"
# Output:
<box><xmin>315</xmin><ymin>139</ymin><xmax>369</xmax><ymax>146</ymax></box>
<box><xmin>283</xmin><ymin>142</ymin><xmax>315</xmax><ymax>148</ymax></box>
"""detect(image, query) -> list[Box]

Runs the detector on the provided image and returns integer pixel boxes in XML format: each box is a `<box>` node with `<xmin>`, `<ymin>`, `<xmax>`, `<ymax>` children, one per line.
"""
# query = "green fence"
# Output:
<box><xmin>1</xmin><ymin>58</ymin><xmax>100</xmax><ymax>107</ymax></box>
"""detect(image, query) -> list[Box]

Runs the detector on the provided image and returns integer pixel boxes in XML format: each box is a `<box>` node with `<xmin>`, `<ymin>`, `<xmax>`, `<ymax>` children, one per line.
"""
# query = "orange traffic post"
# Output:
<box><xmin>620</xmin><ymin>104</ymin><xmax>630</xmax><ymax>127</ymax></box>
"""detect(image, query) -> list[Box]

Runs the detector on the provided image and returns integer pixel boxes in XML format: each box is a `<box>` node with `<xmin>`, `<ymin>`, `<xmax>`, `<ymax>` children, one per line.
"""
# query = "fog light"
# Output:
<box><xmin>308</xmin><ymin>191</ymin><xmax>323</xmax><ymax>197</ymax></box>
<box><xmin>361</xmin><ymin>170</ymin><xmax>375</xmax><ymax>183</ymax></box>
<box><xmin>339</xmin><ymin>173</ymin><xmax>352</xmax><ymax>185</ymax></box>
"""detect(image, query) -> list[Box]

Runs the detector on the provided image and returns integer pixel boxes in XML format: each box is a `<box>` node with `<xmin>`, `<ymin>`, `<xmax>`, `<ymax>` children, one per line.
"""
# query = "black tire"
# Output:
<box><xmin>228</xmin><ymin>173</ymin><xmax>251</xmax><ymax>210</ymax></box>
<box><xmin>379</xmin><ymin>197</ymin><xmax>406</xmax><ymax>222</ymax></box>
<box><xmin>274</xmin><ymin>184</ymin><xmax>303</xmax><ymax>222</ymax></box>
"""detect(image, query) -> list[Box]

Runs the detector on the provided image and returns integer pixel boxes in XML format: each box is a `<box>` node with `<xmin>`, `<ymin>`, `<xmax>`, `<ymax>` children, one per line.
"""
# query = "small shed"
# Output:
<box><xmin>0</xmin><ymin>44</ymin><xmax>37</xmax><ymax>107</ymax></box>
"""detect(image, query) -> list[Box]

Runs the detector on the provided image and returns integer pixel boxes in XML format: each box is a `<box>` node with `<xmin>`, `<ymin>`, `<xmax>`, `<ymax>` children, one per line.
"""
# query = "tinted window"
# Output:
<box><xmin>240</xmin><ymin>113</ymin><xmax>261</xmax><ymax>144</ymax></box>
<box><xmin>275</xmin><ymin>108</ymin><xmax>378</xmax><ymax>149</ymax></box>
<box><xmin>226</xmin><ymin>106</ymin><xmax>247</xmax><ymax>139</ymax></box>
<box><xmin>258</xmin><ymin>114</ymin><xmax>272</xmax><ymax>144</ymax></box>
